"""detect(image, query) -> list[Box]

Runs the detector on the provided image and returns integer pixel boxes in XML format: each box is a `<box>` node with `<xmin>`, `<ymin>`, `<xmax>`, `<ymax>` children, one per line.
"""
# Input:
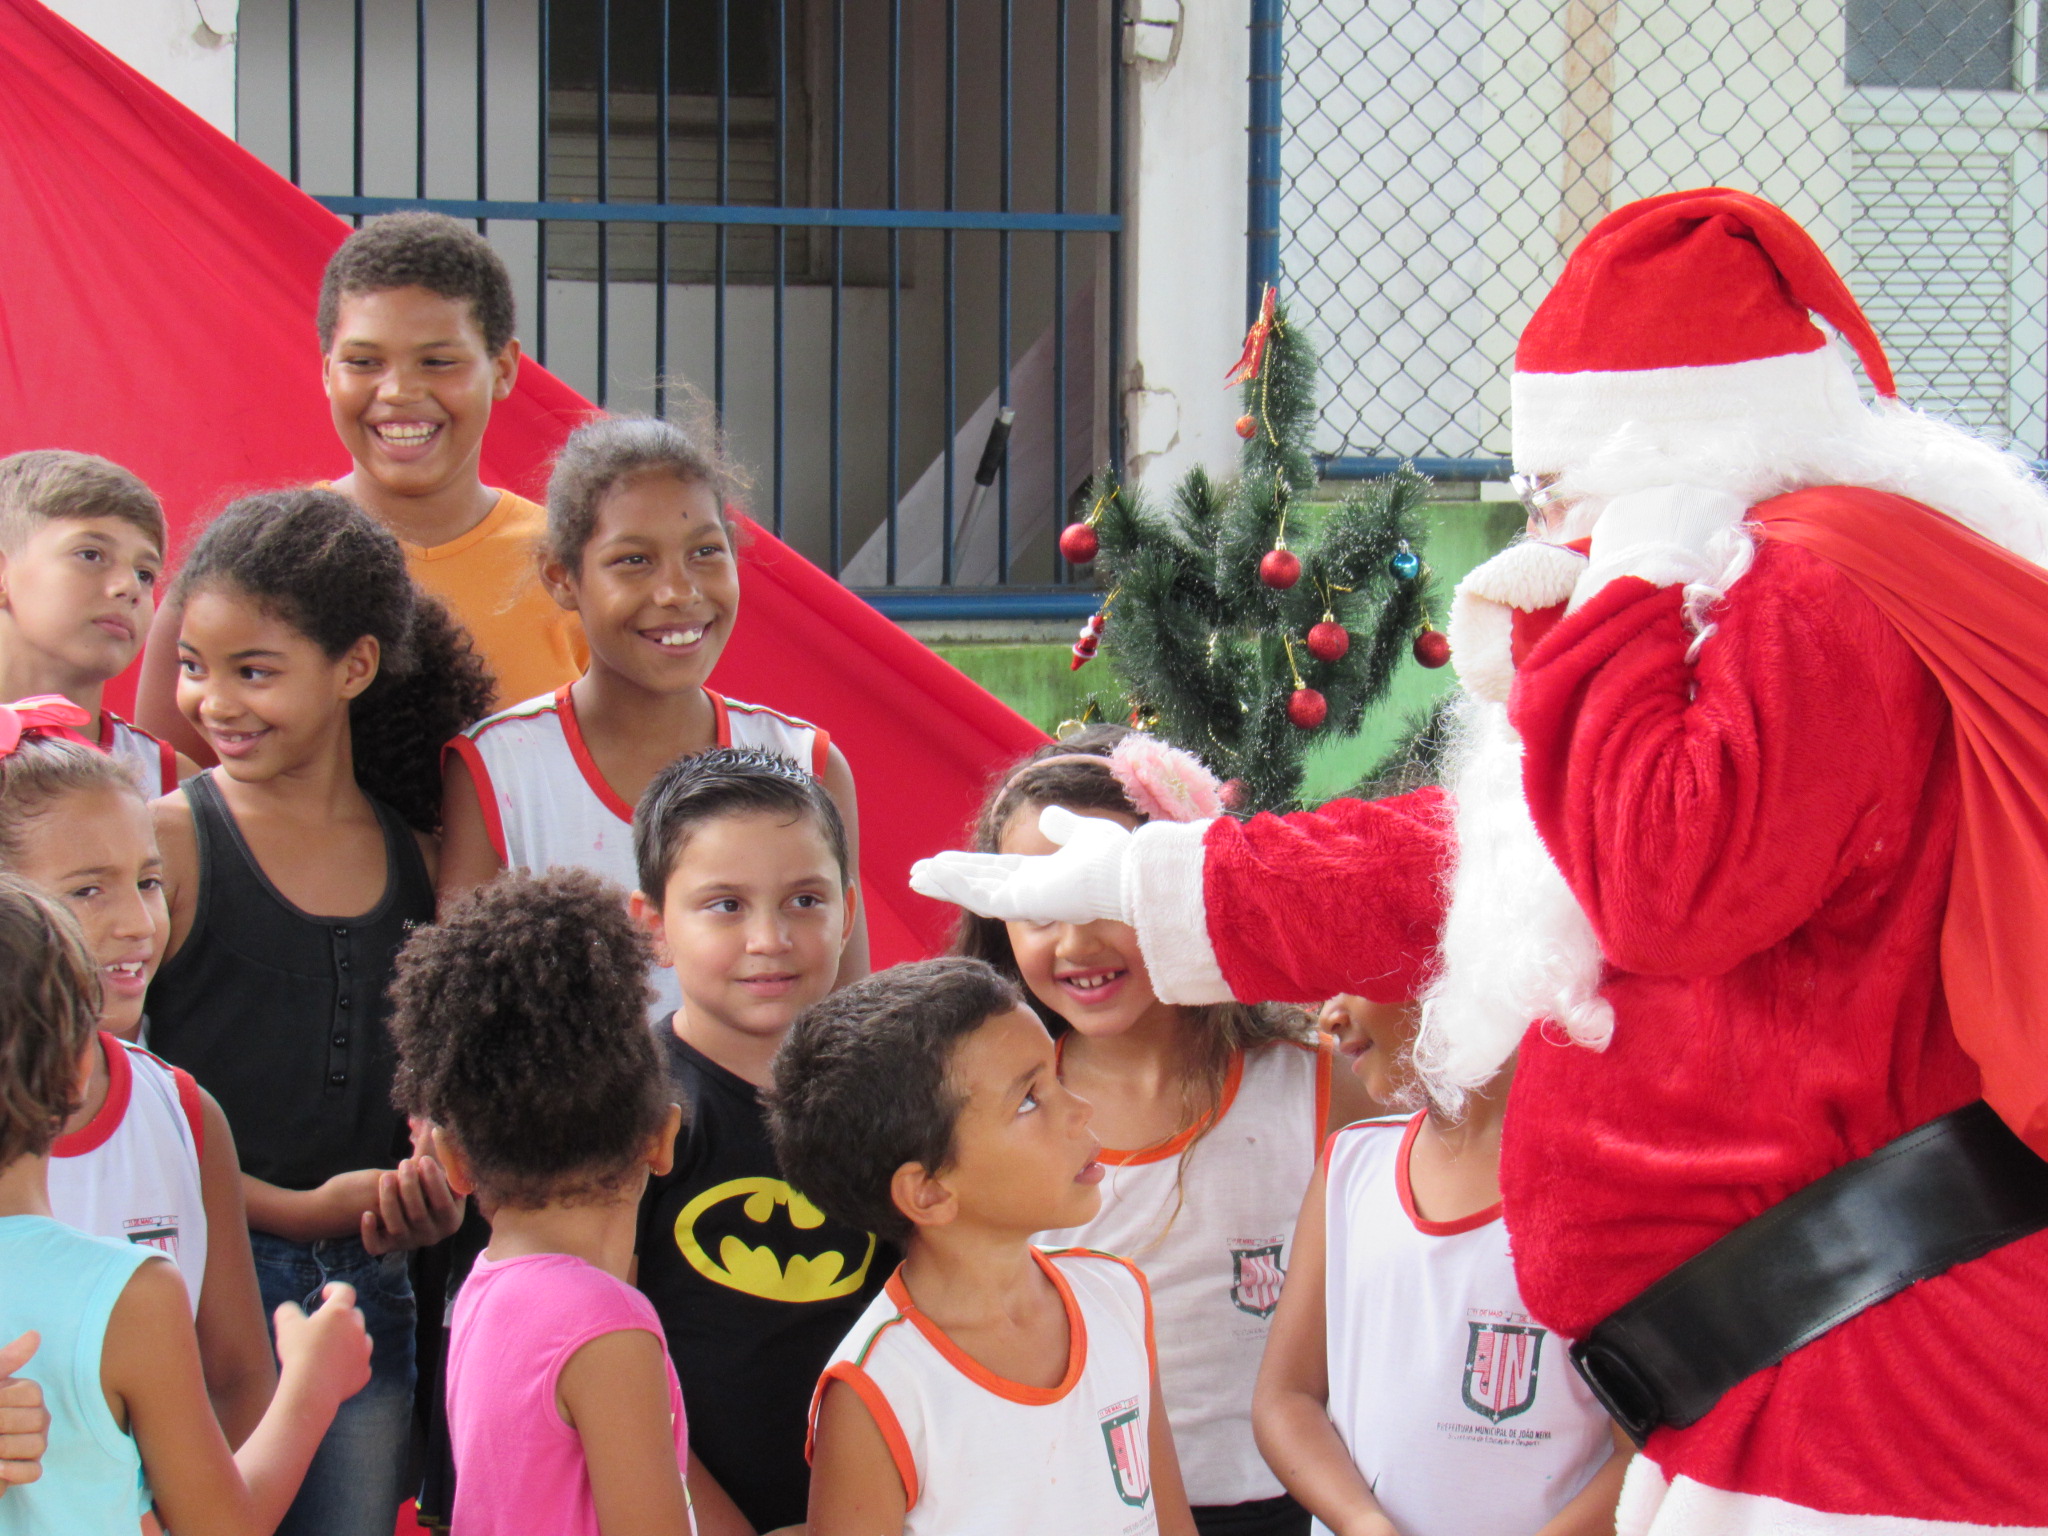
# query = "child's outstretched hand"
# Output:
<box><xmin>361</xmin><ymin>1153</ymin><xmax>465</xmax><ymax>1255</ymax></box>
<box><xmin>0</xmin><ymin>1332</ymin><xmax>47</xmax><ymax>1496</ymax></box>
<box><xmin>273</xmin><ymin>1283</ymin><xmax>372</xmax><ymax>1409</ymax></box>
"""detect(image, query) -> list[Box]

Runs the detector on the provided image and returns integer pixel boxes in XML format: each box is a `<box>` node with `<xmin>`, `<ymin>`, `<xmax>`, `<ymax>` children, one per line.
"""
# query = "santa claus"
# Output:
<box><xmin>914</xmin><ymin>189</ymin><xmax>2048</xmax><ymax>1532</ymax></box>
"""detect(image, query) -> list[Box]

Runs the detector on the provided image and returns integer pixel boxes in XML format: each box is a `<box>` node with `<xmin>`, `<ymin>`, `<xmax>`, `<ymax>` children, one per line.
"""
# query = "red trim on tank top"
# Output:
<box><xmin>1394</xmin><ymin>1112</ymin><xmax>1503</xmax><ymax>1236</ymax></box>
<box><xmin>809</xmin><ymin>1361</ymin><xmax>922</xmax><ymax>1509</ymax></box>
<box><xmin>1313</xmin><ymin>1042</ymin><xmax>1333</xmax><ymax>1151</ymax></box>
<box><xmin>884</xmin><ymin>1248</ymin><xmax>1089</xmax><ymax>1404</ymax></box>
<box><xmin>1060</xmin><ymin>1041</ymin><xmax>1245</xmax><ymax>1167</ymax></box>
<box><xmin>555</xmin><ymin>685</ymin><xmax>638</xmax><ymax>824</ymax></box>
<box><xmin>51</xmin><ymin>1033</ymin><xmax>131</xmax><ymax>1157</ymax></box>
<box><xmin>98</xmin><ymin>709</ymin><xmax>180</xmax><ymax>794</ymax></box>
<box><xmin>443</xmin><ymin>735</ymin><xmax>510</xmax><ymax>865</ymax></box>
<box><xmin>172</xmin><ymin>1066</ymin><xmax>205</xmax><ymax>1156</ymax></box>
<box><xmin>558</xmin><ymin>686</ymin><xmax>752</xmax><ymax>823</ymax></box>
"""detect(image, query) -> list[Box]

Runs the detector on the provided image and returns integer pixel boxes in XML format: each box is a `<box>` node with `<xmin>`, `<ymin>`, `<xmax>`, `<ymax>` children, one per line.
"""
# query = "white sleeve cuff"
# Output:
<box><xmin>1124</xmin><ymin>818</ymin><xmax>1235</xmax><ymax>1005</ymax></box>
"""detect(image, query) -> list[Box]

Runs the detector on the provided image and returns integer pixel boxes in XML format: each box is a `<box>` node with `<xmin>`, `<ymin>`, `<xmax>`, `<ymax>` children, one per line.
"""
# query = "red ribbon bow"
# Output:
<box><xmin>0</xmin><ymin>695</ymin><xmax>92</xmax><ymax>756</ymax></box>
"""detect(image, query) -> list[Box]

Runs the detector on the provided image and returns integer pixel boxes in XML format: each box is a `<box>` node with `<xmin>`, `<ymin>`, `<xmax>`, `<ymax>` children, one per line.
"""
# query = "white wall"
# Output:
<box><xmin>1121</xmin><ymin>0</ymin><xmax>1254</xmax><ymax>489</ymax></box>
<box><xmin>43</xmin><ymin>0</ymin><xmax>238</xmax><ymax>135</ymax></box>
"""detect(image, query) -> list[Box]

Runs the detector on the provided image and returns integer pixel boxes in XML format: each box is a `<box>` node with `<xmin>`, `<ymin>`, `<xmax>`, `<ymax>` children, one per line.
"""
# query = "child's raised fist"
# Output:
<box><xmin>272</xmin><ymin>1281</ymin><xmax>372</xmax><ymax>1409</ymax></box>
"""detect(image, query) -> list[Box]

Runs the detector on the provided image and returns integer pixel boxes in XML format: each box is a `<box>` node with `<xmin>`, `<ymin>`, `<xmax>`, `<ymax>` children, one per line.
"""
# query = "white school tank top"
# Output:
<box><xmin>99</xmin><ymin>709</ymin><xmax>179</xmax><ymax>795</ymax></box>
<box><xmin>1317</xmin><ymin>1117</ymin><xmax>1612</xmax><ymax>1536</ymax></box>
<box><xmin>46</xmin><ymin>1033</ymin><xmax>209</xmax><ymax>1313</ymax></box>
<box><xmin>450</xmin><ymin>685</ymin><xmax>831</xmax><ymax>1021</ymax></box>
<box><xmin>811</xmin><ymin>1249</ymin><xmax>1162</xmax><ymax>1536</ymax></box>
<box><xmin>1034</xmin><ymin>1039</ymin><xmax>1329</xmax><ymax>1507</ymax></box>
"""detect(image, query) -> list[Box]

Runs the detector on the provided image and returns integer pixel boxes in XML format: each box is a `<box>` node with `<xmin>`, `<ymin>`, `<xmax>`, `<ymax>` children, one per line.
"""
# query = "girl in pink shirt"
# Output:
<box><xmin>386</xmin><ymin>867</ymin><xmax>694</xmax><ymax>1536</ymax></box>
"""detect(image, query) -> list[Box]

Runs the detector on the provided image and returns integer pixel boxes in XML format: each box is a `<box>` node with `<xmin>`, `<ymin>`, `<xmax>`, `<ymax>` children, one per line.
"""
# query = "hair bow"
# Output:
<box><xmin>0</xmin><ymin>695</ymin><xmax>92</xmax><ymax>757</ymax></box>
<box><xmin>1108</xmin><ymin>734</ymin><xmax>1225</xmax><ymax>823</ymax></box>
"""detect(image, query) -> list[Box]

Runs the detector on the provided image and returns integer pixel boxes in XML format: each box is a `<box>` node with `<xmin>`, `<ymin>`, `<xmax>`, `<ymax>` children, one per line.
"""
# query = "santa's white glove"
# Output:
<box><xmin>909</xmin><ymin>805</ymin><xmax>1134</xmax><ymax>925</ymax></box>
<box><xmin>1574</xmin><ymin>483</ymin><xmax>1749</xmax><ymax>608</ymax></box>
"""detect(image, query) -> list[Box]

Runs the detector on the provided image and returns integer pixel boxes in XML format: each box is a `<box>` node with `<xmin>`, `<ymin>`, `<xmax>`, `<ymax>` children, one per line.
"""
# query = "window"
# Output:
<box><xmin>545</xmin><ymin>0</ymin><xmax>812</xmax><ymax>282</ymax></box>
<box><xmin>1845</xmin><ymin>0</ymin><xmax>2017</xmax><ymax>89</ymax></box>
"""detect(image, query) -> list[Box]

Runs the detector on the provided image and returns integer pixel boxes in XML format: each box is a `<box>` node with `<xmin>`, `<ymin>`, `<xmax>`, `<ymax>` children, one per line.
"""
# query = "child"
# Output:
<box><xmin>441</xmin><ymin>413</ymin><xmax>869</xmax><ymax>1017</ymax></box>
<box><xmin>955</xmin><ymin>726</ymin><xmax>1373</xmax><ymax>1536</ymax></box>
<box><xmin>1251</xmin><ymin>998</ymin><xmax>1629</xmax><ymax>1536</ymax></box>
<box><xmin>137</xmin><ymin>211</ymin><xmax>586</xmax><ymax>754</ymax></box>
<box><xmin>385</xmin><ymin>868</ymin><xmax>693</xmax><ymax>1536</ymax></box>
<box><xmin>0</xmin><ymin>874</ymin><xmax>372</xmax><ymax>1535</ymax></box>
<box><xmin>0</xmin><ymin>722</ymin><xmax>275</xmax><ymax>1447</ymax></box>
<box><xmin>768</xmin><ymin>957</ymin><xmax>1198</xmax><ymax>1536</ymax></box>
<box><xmin>0</xmin><ymin>450</ymin><xmax>195</xmax><ymax>793</ymax></box>
<box><xmin>145</xmin><ymin>488</ymin><xmax>495</xmax><ymax>1536</ymax></box>
<box><xmin>629</xmin><ymin>746</ymin><xmax>888</xmax><ymax>1534</ymax></box>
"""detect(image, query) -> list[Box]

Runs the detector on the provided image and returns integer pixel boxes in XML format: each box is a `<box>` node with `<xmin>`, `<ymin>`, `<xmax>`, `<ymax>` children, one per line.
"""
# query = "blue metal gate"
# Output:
<box><xmin>236</xmin><ymin>0</ymin><xmax>1122</xmax><ymax>615</ymax></box>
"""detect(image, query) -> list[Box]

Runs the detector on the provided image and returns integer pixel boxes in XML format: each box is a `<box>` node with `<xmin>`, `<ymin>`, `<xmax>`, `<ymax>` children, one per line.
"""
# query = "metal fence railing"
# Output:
<box><xmin>234</xmin><ymin>0</ymin><xmax>1122</xmax><ymax>612</ymax></box>
<box><xmin>1277</xmin><ymin>0</ymin><xmax>2048</xmax><ymax>479</ymax></box>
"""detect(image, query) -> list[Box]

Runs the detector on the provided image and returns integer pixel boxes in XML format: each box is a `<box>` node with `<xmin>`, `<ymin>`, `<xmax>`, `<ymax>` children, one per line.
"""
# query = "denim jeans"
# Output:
<box><xmin>251</xmin><ymin>1231</ymin><xmax>416</xmax><ymax>1536</ymax></box>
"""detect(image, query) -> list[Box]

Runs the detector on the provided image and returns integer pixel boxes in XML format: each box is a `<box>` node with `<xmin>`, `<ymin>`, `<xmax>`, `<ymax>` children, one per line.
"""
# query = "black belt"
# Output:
<box><xmin>1570</xmin><ymin>1100</ymin><xmax>2048</xmax><ymax>1446</ymax></box>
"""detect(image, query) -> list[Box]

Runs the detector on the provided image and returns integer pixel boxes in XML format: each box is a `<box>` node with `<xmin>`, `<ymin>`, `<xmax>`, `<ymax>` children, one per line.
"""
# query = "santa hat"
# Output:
<box><xmin>1511</xmin><ymin>189</ymin><xmax>1896</xmax><ymax>473</ymax></box>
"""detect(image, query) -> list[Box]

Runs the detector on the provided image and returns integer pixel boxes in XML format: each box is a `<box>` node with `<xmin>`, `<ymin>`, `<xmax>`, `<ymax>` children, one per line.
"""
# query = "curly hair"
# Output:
<box><xmin>0</xmin><ymin>736</ymin><xmax>141</xmax><ymax>868</ymax></box>
<box><xmin>765</xmin><ymin>958</ymin><xmax>1023</xmax><ymax>1245</ymax></box>
<box><xmin>0</xmin><ymin>449</ymin><xmax>165</xmax><ymax>554</ymax></box>
<box><xmin>633</xmin><ymin>745</ymin><xmax>848</xmax><ymax>907</ymax></box>
<box><xmin>171</xmin><ymin>488</ymin><xmax>497</xmax><ymax>832</ymax></box>
<box><xmin>388</xmin><ymin>868</ymin><xmax>669</xmax><ymax>1210</ymax></box>
<box><xmin>545</xmin><ymin>413</ymin><xmax>750</xmax><ymax>572</ymax></box>
<box><xmin>955</xmin><ymin>723</ymin><xmax>1310</xmax><ymax>1151</ymax></box>
<box><xmin>0</xmin><ymin>875</ymin><xmax>102</xmax><ymax>1167</ymax></box>
<box><xmin>317</xmin><ymin>212</ymin><xmax>517</xmax><ymax>355</ymax></box>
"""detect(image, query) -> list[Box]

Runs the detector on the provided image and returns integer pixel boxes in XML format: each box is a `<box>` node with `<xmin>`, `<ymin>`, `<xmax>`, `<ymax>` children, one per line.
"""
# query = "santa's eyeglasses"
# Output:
<box><xmin>1510</xmin><ymin>472</ymin><xmax>1565</xmax><ymax>517</ymax></box>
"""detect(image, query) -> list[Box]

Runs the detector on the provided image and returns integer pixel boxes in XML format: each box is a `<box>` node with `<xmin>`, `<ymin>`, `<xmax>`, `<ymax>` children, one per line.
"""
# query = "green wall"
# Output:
<box><xmin>930</xmin><ymin>497</ymin><xmax>1521</xmax><ymax>801</ymax></box>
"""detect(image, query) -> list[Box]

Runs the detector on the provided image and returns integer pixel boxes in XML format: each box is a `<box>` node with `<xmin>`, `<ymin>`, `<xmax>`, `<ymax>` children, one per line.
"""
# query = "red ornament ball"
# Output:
<box><xmin>1220</xmin><ymin>779</ymin><xmax>1246</xmax><ymax>810</ymax></box>
<box><xmin>1306</xmin><ymin>620</ymin><xmax>1350</xmax><ymax>663</ymax></box>
<box><xmin>1287</xmin><ymin>687</ymin><xmax>1328</xmax><ymax>729</ymax></box>
<box><xmin>1059</xmin><ymin>522</ymin><xmax>1099</xmax><ymax>565</ymax></box>
<box><xmin>1412</xmin><ymin>629</ymin><xmax>1452</xmax><ymax>669</ymax></box>
<box><xmin>1235</xmin><ymin>414</ymin><xmax>1258</xmax><ymax>440</ymax></box>
<box><xmin>1259</xmin><ymin>548</ymin><xmax>1302</xmax><ymax>590</ymax></box>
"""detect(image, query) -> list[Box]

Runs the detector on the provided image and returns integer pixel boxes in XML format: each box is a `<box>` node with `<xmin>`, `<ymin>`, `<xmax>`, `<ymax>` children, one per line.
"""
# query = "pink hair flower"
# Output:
<box><xmin>1109</xmin><ymin>734</ymin><xmax>1225</xmax><ymax>824</ymax></box>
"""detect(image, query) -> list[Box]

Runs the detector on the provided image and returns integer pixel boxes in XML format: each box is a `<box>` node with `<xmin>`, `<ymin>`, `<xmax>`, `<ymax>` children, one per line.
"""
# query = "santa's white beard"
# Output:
<box><xmin>1413</xmin><ymin>694</ymin><xmax>1612</xmax><ymax>1115</ymax></box>
<box><xmin>1549</xmin><ymin>344</ymin><xmax>2048</xmax><ymax>570</ymax></box>
<box><xmin>1408</xmin><ymin>343</ymin><xmax>2048</xmax><ymax>1114</ymax></box>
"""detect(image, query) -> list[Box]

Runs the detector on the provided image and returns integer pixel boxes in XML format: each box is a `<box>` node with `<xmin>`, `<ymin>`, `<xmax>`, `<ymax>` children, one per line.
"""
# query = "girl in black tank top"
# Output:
<box><xmin>145</xmin><ymin>489</ymin><xmax>494</xmax><ymax>1536</ymax></box>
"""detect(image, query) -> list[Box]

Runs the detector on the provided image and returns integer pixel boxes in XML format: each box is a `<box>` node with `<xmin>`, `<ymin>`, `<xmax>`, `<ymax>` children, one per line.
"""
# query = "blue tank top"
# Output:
<box><xmin>0</xmin><ymin>1216</ymin><xmax>153</xmax><ymax>1535</ymax></box>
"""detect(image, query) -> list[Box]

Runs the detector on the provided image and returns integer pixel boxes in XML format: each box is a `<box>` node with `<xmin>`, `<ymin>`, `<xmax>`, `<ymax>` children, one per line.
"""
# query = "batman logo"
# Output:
<box><xmin>674</xmin><ymin>1176</ymin><xmax>877</xmax><ymax>1302</ymax></box>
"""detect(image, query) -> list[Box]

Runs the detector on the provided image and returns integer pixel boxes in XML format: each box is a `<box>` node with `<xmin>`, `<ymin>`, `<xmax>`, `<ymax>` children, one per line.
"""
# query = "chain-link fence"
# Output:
<box><xmin>1281</xmin><ymin>0</ymin><xmax>2048</xmax><ymax>471</ymax></box>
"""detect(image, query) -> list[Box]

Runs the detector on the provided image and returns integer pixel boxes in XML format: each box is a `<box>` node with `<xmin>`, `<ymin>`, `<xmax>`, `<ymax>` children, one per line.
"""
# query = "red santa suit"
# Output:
<box><xmin>914</xmin><ymin>190</ymin><xmax>2048</xmax><ymax>1533</ymax></box>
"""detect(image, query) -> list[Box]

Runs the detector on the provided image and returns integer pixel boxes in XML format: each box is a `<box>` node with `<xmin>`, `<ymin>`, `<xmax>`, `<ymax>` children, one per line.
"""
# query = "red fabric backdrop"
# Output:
<box><xmin>0</xmin><ymin>0</ymin><xmax>1044</xmax><ymax>964</ymax></box>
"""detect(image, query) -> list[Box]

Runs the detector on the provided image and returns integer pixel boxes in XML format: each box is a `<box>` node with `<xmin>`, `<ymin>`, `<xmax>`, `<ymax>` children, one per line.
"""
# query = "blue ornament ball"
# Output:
<box><xmin>1390</xmin><ymin>548</ymin><xmax>1421</xmax><ymax>581</ymax></box>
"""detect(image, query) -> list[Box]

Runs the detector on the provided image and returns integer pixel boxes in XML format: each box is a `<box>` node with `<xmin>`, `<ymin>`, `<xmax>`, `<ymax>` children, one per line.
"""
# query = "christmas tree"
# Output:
<box><xmin>1058</xmin><ymin>289</ymin><xmax>1445</xmax><ymax>815</ymax></box>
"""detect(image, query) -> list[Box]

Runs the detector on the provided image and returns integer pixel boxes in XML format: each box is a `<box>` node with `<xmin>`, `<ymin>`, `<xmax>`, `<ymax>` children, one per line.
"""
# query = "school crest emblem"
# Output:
<box><xmin>1462</xmin><ymin>1321</ymin><xmax>1544</xmax><ymax>1423</ymax></box>
<box><xmin>1098</xmin><ymin>1399</ymin><xmax>1151</xmax><ymax>1507</ymax></box>
<box><xmin>122</xmin><ymin>1215</ymin><xmax>179</xmax><ymax>1257</ymax></box>
<box><xmin>1228</xmin><ymin>1240</ymin><xmax>1286</xmax><ymax>1317</ymax></box>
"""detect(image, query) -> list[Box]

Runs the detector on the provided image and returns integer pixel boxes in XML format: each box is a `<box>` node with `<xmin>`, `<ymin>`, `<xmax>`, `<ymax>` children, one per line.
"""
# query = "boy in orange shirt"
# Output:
<box><xmin>139</xmin><ymin>213</ymin><xmax>584</xmax><ymax>754</ymax></box>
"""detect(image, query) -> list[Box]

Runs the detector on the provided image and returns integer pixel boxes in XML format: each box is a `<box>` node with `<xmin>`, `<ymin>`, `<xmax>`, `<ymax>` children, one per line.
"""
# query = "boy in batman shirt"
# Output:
<box><xmin>629</xmin><ymin>748</ymin><xmax>890</xmax><ymax>1534</ymax></box>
